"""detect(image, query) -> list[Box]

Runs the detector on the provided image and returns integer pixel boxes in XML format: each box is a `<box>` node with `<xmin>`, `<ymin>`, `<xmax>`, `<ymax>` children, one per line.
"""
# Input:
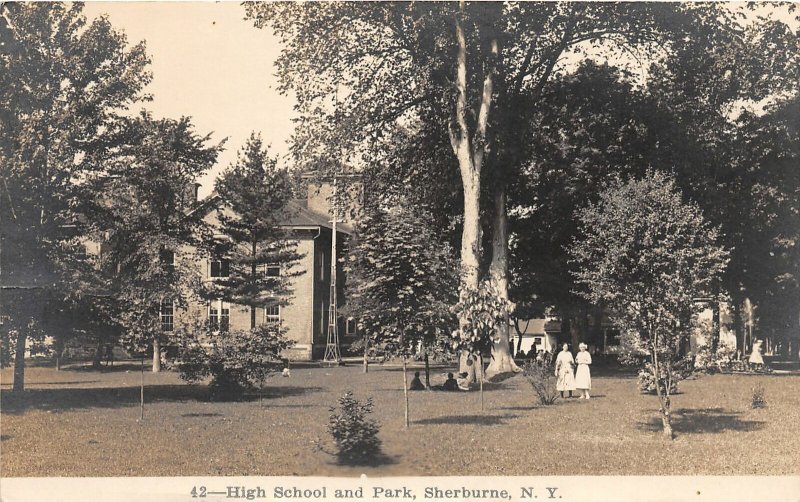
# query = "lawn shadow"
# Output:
<box><xmin>486</xmin><ymin>372</ymin><xmax>522</xmax><ymax>384</ymax></box>
<box><xmin>637</xmin><ymin>407</ymin><xmax>766</xmax><ymax>435</ymax></box>
<box><xmin>181</xmin><ymin>412</ymin><xmax>223</xmax><ymax>418</ymax></box>
<box><xmin>333</xmin><ymin>452</ymin><xmax>399</xmax><ymax>468</ymax></box>
<box><xmin>414</xmin><ymin>413</ymin><xmax>519</xmax><ymax>426</ymax></box>
<box><xmin>0</xmin><ymin>435</ymin><xmax>10</xmax><ymax>441</ymax></box>
<box><xmin>17</xmin><ymin>381</ymin><xmax>101</xmax><ymax>385</ymax></box>
<box><xmin>64</xmin><ymin>362</ymin><xmax>144</xmax><ymax>373</ymax></box>
<box><xmin>0</xmin><ymin>384</ymin><xmax>323</xmax><ymax>415</ymax></box>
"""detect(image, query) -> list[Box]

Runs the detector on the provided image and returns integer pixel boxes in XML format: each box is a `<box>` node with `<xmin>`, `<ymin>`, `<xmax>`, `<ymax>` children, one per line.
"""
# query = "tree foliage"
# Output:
<box><xmin>344</xmin><ymin>197</ymin><xmax>458</xmax><ymax>357</ymax></box>
<box><xmin>0</xmin><ymin>2</ymin><xmax>150</xmax><ymax>389</ymax></box>
<box><xmin>245</xmin><ymin>1</ymin><xmax>768</xmax><ymax>377</ymax></box>
<box><xmin>92</xmin><ymin>111</ymin><xmax>222</xmax><ymax>369</ymax></box>
<box><xmin>570</xmin><ymin>171</ymin><xmax>729</xmax><ymax>437</ymax></box>
<box><xmin>206</xmin><ymin>133</ymin><xmax>303</xmax><ymax>329</ymax></box>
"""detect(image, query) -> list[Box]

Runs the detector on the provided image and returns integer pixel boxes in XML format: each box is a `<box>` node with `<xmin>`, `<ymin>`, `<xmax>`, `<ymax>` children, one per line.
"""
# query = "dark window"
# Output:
<box><xmin>346</xmin><ymin>318</ymin><xmax>357</xmax><ymax>336</ymax></box>
<box><xmin>265</xmin><ymin>264</ymin><xmax>280</xmax><ymax>277</ymax></box>
<box><xmin>160</xmin><ymin>249</ymin><xmax>175</xmax><ymax>270</ymax></box>
<box><xmin>210</xmin><ymin>259</ymin><xmax>230</xmax><ymax>278</ymax></box>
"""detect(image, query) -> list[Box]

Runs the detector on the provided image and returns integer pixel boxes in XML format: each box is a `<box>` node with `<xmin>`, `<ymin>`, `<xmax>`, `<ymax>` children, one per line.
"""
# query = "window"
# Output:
<box><xmin>209</xmin><ymin>302</ymin><xmax>230</xmax><ymax>330</ymax></box>
<box><xmin>210</xmin><ymin>259</ymin><xmax>230</xmax><ymax>278</ymax></box>
<box><xmin>75</xmin><ymin>243</ymin><xmax>88</xmax><ymax>262</ymax></box>
<box><xmin>265</xmin><ymin>263</ymin><xmax>280</xmax><ymax>277</ymax></box>
<box><xmin>160</xmin><ymin>249</ymin><xmax>175</xmax><ymax>271</ymax></box>
<box><xmin>320</xmin><ymin>301</ymin><xmax>326</xmax><ymax>335</ymax></box>
<box><xmin>265</xmin><ymin>305</ymin><xmax>280</xmax><ymax>324</ymax></box>
<box><xmin>346</xmin><ymin>318</ymin><xmax>357</xmax><ymax>336</ymax></box>
<box><xmin>319</xmin><ymin>252</ymin><xmax>326</xmax><ymax>280</ymax></box>
<box><xmin>160</xmin><ymin>299</ymin><xmax>174</xmax><ymax>332</ymax></box>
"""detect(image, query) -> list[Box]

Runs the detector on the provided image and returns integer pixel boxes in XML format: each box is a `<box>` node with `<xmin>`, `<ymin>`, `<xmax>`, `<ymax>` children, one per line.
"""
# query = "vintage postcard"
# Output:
<box><xmin>1</xmin><ymin>2</ymin><xmax>798</xmax><ymax>501</ymax></box>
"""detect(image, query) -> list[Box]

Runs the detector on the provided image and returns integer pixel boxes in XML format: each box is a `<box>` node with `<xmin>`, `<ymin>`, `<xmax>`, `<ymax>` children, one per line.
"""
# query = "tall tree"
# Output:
<box><xmin>0</xmin><ymin>3</ymin><xmax>151</xmax><ymax>390</ymax></box>
<box><xmin>246</xmin><ymin>1</ymin><xmax>747</xmax><ymax>381</ymax></box>
<box><xmin>207</xmin><ymin>132</ymin><xmax>303</xmax><ymax>329</ymax></box>
<box><xmin>94</xmin><ymin>111</ymin><xmax>222</xmax><ymax>372</ymax></box>
<box><xmin>571</xmin><ymin>172</ymin><xmax>729</xmax><ymax>438</ymax></box>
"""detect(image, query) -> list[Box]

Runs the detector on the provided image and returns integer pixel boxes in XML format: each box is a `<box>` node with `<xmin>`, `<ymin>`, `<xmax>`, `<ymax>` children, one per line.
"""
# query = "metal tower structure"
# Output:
<box><xmin>323</xmin><ymin>177</ymin><xmax>342</xmax><ymax>365</ymax></box>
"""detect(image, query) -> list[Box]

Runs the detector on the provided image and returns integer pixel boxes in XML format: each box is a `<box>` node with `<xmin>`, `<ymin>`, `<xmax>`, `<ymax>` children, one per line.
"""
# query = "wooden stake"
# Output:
<box><xmin>140</xmin><ymin>356</ymin><xmax>145</xmax><ymax>421</ymax></box>
<box><xmin>402</xmin><ymin>355</ymin><xmax>410</xmax><ymax>428</ymax></box>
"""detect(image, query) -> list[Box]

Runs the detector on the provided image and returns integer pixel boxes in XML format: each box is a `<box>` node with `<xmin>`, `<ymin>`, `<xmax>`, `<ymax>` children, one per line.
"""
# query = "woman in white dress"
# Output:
<box><xmin>554</xmin><ymin>343</ymin><xmax>575</xmax><ymax>398</ymax></box>
<box><xmin>749</xmin><ymin>339</ymin><xmax>764</xmax><ymax>369</ymax></box>
<box><xmin>575</xmin><ymin>343</ymin><xmax>592</xmax><ymax>399</ymax></box>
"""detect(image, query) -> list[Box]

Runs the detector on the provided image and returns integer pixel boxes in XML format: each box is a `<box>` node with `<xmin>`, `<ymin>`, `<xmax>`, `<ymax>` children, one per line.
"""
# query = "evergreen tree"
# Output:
<box><xmin>176</xmin><ymin>133</ymin><xmax>301</xmax><ymax>400</ymax></box>
<box><xmin>207</xmin><ymin>132</ymin><xmax>303</xmax><ymax>329</ymax></box>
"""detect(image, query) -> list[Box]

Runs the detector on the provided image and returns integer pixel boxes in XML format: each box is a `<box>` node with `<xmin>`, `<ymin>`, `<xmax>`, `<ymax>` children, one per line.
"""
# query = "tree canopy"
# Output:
<box><xmin>571</xmin><ymin>171</ymin><xmax>729</xmax><ymax>437</ymax></box>
<box><xmin>1</xmin><ymin>2</ymin><xmax>151</xmax><ymax>389</ymax></box>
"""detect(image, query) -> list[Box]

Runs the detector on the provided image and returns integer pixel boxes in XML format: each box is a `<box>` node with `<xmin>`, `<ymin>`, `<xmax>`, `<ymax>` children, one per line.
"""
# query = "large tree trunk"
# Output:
<box><xmin>424</xmin><ymin>351</ymin><xmax>431</xmax><ymax>390</ymax></box>
<box><xmin>92</xmin><ymin>334</ymin><xmax>103</xmax><ymax>369</ymax></box>
<box><xmin>732</xmin><ymin>298</ymin><xmax>743</xmax><ymax>356</ymax></box>
<box><xmin>450</xmin><ymin>2</ymin><xmax>497</xmax><ymax>383</ymax></box>
<box><xmin>567</xmin><ymin>310</ymin><xmax>588</xmax><ymax>351</ymax></box>
<box><xmin>12</xmin><ymin>330</ymin><xmax>26</xmax><ymax>392</ymax></box>
<box><xmin>459</xmin><ymin>351</ymin><xmax>484</xmax><ymax>386</ymax></box>
<box><xmin>486</xmin><ymin>186</ymin><xmax>521</xmax><ymax>379</ymax></box>
<box><xmin>456</xmin><ymin>169</ymin><xmax>481</xmax><ymax>380</ymax></box>
<box><xmin>152</xmin><ymin>336</ymin><xmax>161</xmax><ymax>373</ymax></box>
<box><xmin>743</xmin><ymin>297</ymin><xmax>754</xmax><ymax>355</ymax></box>
<box><xmin>139</xmin><ymin>356</ymin><xmax>145</xmax><ymax>421</ymax></box>
<box><xmin>363</xmin><ymin>339</ymin><xmax>369</xmax><ymax>373</ymax></box>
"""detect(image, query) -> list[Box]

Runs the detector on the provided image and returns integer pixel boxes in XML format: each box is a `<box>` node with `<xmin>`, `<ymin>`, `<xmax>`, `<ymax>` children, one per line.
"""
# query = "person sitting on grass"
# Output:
<box><xmin>409</xmin><ymin>371</ymin><xmax>425</xmax><ymax>391</ymax></box>
<box><xmin>442</xmin><ymin>372</ymin><xmax>460</xmax><ymax>391</ymax></box>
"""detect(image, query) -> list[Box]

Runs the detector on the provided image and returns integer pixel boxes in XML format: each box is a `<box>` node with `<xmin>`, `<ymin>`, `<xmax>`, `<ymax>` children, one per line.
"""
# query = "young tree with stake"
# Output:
<box><xmin>345</xmin><ymin>198</ymin><xmax>457</xmax><ymax>427</ymax></box>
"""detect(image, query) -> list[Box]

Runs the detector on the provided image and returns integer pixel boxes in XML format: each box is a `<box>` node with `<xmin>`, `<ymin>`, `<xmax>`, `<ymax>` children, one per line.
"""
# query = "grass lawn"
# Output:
<box><xmin>1</xmin><ymin>361</ymin><xmax>799</xmax><ymax>477</ymax></box>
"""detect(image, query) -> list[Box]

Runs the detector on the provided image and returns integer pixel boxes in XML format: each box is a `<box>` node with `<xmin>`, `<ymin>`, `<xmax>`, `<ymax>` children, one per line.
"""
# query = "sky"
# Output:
<box><xmin>82</xmin><ymin>2</ymin><xmax>296</xmax><ymax>199</ymax></box>
<box><xmin>81</xmin><ymin>2</ymin><xmax>797</xmax><ymax>199</ymax></box>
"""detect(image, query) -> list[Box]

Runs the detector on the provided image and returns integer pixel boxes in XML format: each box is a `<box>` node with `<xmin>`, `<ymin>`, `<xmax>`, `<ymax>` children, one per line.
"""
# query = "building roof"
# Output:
<box><xmin>193</xmin><ymin>194</ymin><xmax>352</xmax><ymax>235</ymax></box>
<box><xmin>283</xmin><ymin>200</ymin><xmax>353</xmax><ymax>235</ymax></box>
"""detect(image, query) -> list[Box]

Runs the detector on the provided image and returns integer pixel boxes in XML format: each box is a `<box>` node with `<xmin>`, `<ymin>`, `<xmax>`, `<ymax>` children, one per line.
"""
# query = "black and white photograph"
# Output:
<box><xmin>1</xmin><ymin>1</ymin><xmax>798</xmax><ymax>500</ymax></box>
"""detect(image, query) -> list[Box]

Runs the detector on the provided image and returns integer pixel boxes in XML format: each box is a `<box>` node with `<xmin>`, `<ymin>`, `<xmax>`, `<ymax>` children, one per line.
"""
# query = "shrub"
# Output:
<box><xmin>751</xmin><ymin>385</ymin><xmax>767</xmax><ymax>409</ymax></box>
<box><xmin>693</xmin><ymin>344</ymin><xmax>738</xmax><ymax>373</ymax></box>
<box><xmin>637</xmin><ymin>363</ymin><xmax>680</xmax><ymax>395</ymax></box>
<box><xmin>523</xmin><ymin>360</ymin><xmax>559</xmax><ymax>405</ymax></box>
<box><xmin>176</xmin><ymin>322</ymin><xmax>293</xmax><ymax>401</ymax></box>
<box><xmin>328</xmin><ymin>391</ymin><xmax>382</xmax><ymax>464</ymax></box>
